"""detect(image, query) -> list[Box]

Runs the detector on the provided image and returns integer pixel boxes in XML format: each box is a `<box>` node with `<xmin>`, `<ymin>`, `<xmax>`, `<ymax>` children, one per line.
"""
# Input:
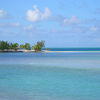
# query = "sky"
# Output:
<box><xmin>0</xmin><ymin>0</ymin><xmax>100</xmax><ymax>47</ymax></box>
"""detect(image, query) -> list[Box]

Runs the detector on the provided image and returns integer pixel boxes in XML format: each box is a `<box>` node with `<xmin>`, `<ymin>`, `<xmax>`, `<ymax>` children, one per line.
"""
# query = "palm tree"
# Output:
<box><xmin>32</xmin><ymin>41</ymin><xmax>45</xmax><ymax>52</ymax></box>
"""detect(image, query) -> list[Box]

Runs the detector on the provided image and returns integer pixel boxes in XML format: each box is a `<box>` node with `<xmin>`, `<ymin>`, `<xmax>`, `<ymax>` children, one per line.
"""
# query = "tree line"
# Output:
<box><xmin>0</xmin><ymin>40</ymin><xmax>45</xmax><ymax>52</ymax></box>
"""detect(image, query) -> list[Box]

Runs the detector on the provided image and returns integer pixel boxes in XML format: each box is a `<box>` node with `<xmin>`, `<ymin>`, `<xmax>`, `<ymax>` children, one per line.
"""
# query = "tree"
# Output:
<box><xmin>0</xmin><ymin>40</ymin><xmax>45</xmax><ymax>52</ymax></box>
<box><xmin>20</xmin><ymin>43</ymin><xmax>31</xmax><ymax>50</ymax></box>
<box><xmin>0</xmin><ymin>41</ymin><xmax>10</xmax><ymax>50</ymax></box>
<box><xmin>0</xmin><ymin>41</ymin><xmax>19</xmax><ymax>51</ymax></box>
<box><xmin>20</xmin><ymin>44</ymin><xmax>25</xmax><ymax>49</ymax></box>
<box><xmin>32</xmin><ymin>41</ymin><xmax>45</xmax><ymax>52</ymax></box>
<box><xmin>24</xmin><ymin>43</ymin><xmax>31</xmax><ymax>50</ymax></box>
<box><xmin>9</xmin><ymin>43</ymin><xmax>19</xmax><ymax>50</ymax></box>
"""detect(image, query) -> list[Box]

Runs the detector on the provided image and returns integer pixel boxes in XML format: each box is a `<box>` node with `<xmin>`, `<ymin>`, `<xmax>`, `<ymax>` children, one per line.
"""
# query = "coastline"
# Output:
<box><xmin>0</xmin><ymin>50</ymin><xmax>35</xmax><ymax>53</ymax></box>
<box><xmin>0</xmin><ymin>50</ymin><xmax>100</xmax><ymax>53</ymax></box>
<box><xmin>43</xmin><ymin>50</ymin><xmax>100</xmax><ymax>53</ymax></box>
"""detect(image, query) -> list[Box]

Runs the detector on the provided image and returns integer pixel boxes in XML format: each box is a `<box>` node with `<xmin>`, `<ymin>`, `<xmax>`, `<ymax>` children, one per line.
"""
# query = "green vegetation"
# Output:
<box><xmin>0</xmin><ymin>41</ymin><xmax>18</xmax><ymax>51</ymax></box>
<box><xmin>0</xmin><ymin>41</ymin><xmax>9</xmax><ymax>50</ymax></box>
<box><xmin>9</xmin><ymin>43</ymin><xmax>19</xmax><ymax>50</ymax></box>
<box><xmin>0</xmin><ymin>40</ymin><xmax>45</xmax><ymax>52</ymax></box>
<box><xmin>20</xmin><ymin>43</ymin><xmax>31</xmax><ymax>50</ymax></box>
<box><xmin>32</xmin><ymin>41</ymin><xmax>45</xmax><ymax>52</ymax></box>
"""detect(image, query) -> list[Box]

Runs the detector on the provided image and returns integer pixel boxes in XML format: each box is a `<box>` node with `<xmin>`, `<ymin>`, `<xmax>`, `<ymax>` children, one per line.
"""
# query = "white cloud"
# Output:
<box><xmin>63</xmin><ymin>16</ymin><xmax>80</xmax><ymax>25</ymax></box>
<box><xmin>10</xmin><ymin>22</ymin><xmax>20</xmax><ymax>27</ymax></box>
<box><xmin>90</xmin><ymin>26</ymin><xmax>99</xmax><ymax>32</ymax></box>
<box><xmin>26</xmin><ymin>5</ymin><xmax>51</xmax><ymax>22</ymax></box>
<box><xmin>23</xmin><ymin>25</ymin><xmax>33</xmax><ymax>31</ymax></box>
<box><xmin>0</xmin><ymin>22</ymin><xmax>21</xmax><ymax>27</ymax></box>
<box><xmin>0</xmin><ymin>9</ymin><xmax>8</xmax><ymax>19</ymax></box>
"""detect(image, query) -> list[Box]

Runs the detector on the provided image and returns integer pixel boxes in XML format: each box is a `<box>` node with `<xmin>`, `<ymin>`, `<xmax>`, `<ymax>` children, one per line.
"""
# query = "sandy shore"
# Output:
<box><xmin>0</xmin><ymin>50</ymin><xmax>100</xmax><ymax>53</ymax></box>
<box><xmin>0</xmin><ymin>50</ymin><xmax>35</xmax><ymax>53</ymax></box>
<box><xmin>42</xmin><ymin>50</ymin><xmax>100</xmax><ymax>53</ymax></box>
<box><xmin>43</xmin><ymin>50</ymin><xmax>74</xmax><ymax>53</ymax></box>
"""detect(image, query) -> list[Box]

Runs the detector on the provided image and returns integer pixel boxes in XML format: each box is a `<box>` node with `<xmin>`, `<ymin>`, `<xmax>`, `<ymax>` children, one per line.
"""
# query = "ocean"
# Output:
<box><xmin>0</xmin><ymin>51</ymin><xmax>100</xmax><ymax>100</ymax></box>
<box><xmin>44</xmin><ymin>48</ymin><xmax>100</xmax><ymax>51</ymax></box>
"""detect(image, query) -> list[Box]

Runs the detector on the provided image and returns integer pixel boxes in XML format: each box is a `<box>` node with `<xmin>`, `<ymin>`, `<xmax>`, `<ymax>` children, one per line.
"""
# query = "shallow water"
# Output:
<box><xmin>0</xmin><ymin>52</ymin><xmax>100</xmax><ymax>100</ymax></box>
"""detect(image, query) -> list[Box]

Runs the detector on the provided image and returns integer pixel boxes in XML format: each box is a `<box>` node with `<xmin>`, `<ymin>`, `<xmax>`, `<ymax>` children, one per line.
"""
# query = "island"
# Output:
<box><xmin>0</xmin><ymin>40</ymin><xmax>45</xmax><ymax>53</ymax></box>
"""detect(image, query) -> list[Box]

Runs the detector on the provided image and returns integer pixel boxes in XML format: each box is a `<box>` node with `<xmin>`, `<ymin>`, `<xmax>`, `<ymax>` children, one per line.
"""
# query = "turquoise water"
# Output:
<box><xmin>44</xmin><ymin>48</ymin><xmax>100</xmax><ymax>51</ymax></box>
<box><xmin>0</xmin><ymin>52</ymin><xmax>100</xmax><ymax>100</ymax></box>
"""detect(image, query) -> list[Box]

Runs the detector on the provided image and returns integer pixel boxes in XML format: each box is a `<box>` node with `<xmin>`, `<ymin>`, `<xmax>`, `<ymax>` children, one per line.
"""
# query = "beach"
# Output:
<box><xmin>43</xmin><ymin>50</ymin><xmax>100</xmax><ymax>53</ymax></box>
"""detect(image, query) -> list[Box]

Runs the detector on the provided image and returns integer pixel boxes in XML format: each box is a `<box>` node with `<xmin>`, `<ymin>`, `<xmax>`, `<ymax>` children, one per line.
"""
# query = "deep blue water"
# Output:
<box><xmin>0</xmin><ymin>52</ymin><xmax>100</xmax><ymax>100</ymax></box>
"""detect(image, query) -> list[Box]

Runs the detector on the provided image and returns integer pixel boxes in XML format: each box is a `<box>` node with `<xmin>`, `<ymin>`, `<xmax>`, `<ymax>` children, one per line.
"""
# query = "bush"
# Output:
<box><xmin>0</xmin><ymin>41</ymin><xmax>10</xmax><ymax>50</ymax></box>
<box><xmin>0</xmin><ymin>41</ymin><xmax>19</xmax><ymax>50</ymax></box>
<box><xmin>32</xmin><ymin>41</ymin><xmax>45</xmax><ymax>52</ymax></box>
<box><xmin>20</xmin><ymin>43</ymin><xmax>31</xmax><ymax>50</ymax></box>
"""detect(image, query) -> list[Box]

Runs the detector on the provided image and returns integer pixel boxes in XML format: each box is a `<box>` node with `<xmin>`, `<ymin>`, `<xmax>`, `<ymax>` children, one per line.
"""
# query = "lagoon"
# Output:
<box><xmin>0</xmin><ymin>52</ymin><xmax>100</xmax><ymax>100</ymax></box>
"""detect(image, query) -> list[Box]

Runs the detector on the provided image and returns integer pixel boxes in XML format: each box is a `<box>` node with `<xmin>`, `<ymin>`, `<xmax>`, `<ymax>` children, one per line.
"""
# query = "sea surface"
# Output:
<box><xmin>44</xmin><ymin>47</ymin><xmax>100</xmax><ymax>51</ymax></box>
<box><xmin>0</xmin><ymin>51</ymin><xmax>100</xmax><ymax>100</ymax></box>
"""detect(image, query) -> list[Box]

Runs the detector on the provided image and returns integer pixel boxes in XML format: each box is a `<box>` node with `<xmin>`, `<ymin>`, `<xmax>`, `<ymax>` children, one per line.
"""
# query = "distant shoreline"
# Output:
<box><xmin>0</xmin><ymin>50</ymin><xmax>35</xmax><ymax>53</ymax></box>
<box><xmin>43</xmin><ymin>50</ymin><xmax>100</xmax><ymax>53</ymax></box>
<box><xmin>0</xmin><ymin>50</ymin><xmax>100</xmax><ymax>53</ymax></box>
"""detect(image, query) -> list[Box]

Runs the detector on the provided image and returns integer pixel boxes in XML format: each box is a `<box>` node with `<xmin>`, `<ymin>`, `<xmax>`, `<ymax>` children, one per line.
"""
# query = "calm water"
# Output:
<box><xmin>0</xmin><ymin>52</ymin><xmax>100</xmax><ymax>100</ymax></box>
<box><xmin>44</xmin><ymin>48</ymin><xmax>100</xmax><ymax>51</ymax></box>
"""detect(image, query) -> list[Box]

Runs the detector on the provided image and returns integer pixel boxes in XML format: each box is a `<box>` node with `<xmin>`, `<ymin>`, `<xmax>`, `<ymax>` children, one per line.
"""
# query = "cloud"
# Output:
<box><xmin>0</xmin><ymin>22</ymin><xmax>20</xmax><ymax>27</ymax></box>
<box><xmin>90</xmin><ymin>26</ymin><xmax>100</xmax><ymax>32</ymax></box>
<box><xmin>9</xmin><ymin>22</ymin><xmax>20</xmax><ymax>27</ymax></box>
<box><xmin>23</xmin><ymin>24</ymin><xmax>34</xmax><ymax>31</ymax></box>
<box><xmin>95</xmin><ymin>8</ymin><xmax>100</xmax><ymax>14</ymax></box>
<box><xmin>0</xmin><ymin>9</ymin><xmax>9</xmax><ymax>19</ymax></box>
<box><xmin>69</xmin><ymin>25</ymin><xmax>100</xmax><ymax>34</ymax></box>
<box><xmin>63</xmin><ymin>16</ymin><xmax>80</xmax><ymax>25</ymax></box>
<box><xmin>52</xmin><ymin>15</ymin><xmax>80</xmax><ymax>26</ymax></box>
<box><xmin>26</xmin><ymin>5</ymin><xmax>51</xmax><ymax>22</ymax></box>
